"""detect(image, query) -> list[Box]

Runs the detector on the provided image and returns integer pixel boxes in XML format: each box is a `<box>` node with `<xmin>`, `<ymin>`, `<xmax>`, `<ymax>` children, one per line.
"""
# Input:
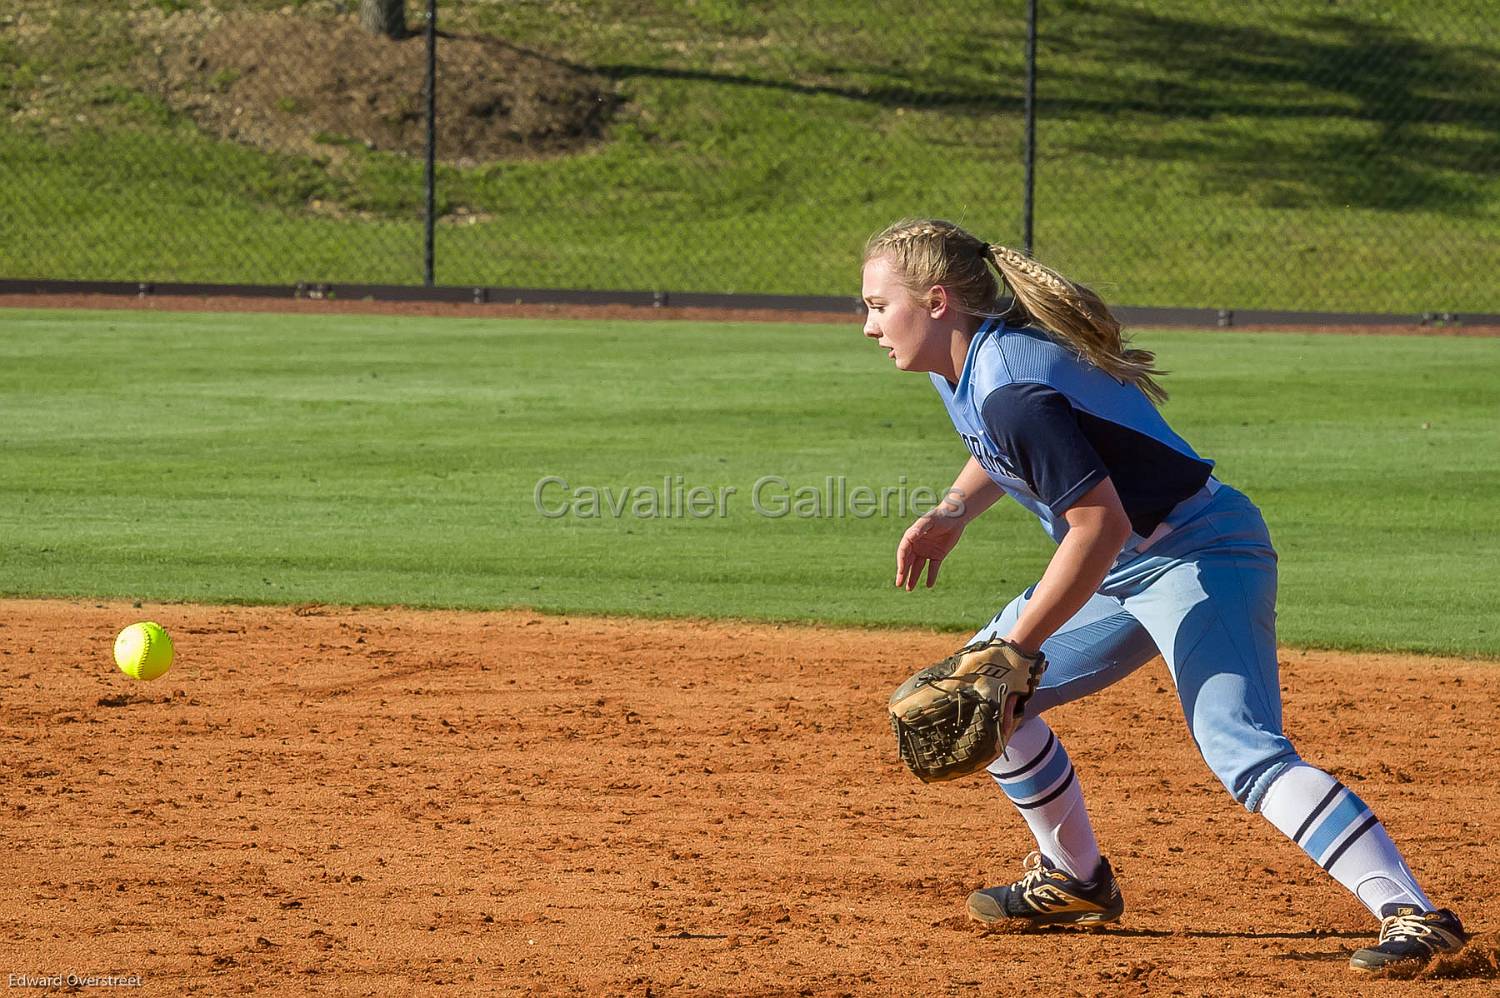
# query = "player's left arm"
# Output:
<box><xmin>1003</xmin><ymin>477</ymin><xmax>1132</xmax><ymax>655</ymax></box>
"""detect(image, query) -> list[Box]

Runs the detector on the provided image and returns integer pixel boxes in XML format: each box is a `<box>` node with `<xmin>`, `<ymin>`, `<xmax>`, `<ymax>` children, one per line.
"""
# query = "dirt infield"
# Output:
<box><xmin>3</xmin><ymin>600</ymin><xmax>1495</xmax><ymax>995</ymax></box>
<box><xmin>0</xmin><ymin>292</ymin><xmax>864</xmax><ymax>328</ymax></box>
<box><xmin>5</xmin><ymin>291</ymin><xmax>1500</xmax><ymax>337</ymax></box>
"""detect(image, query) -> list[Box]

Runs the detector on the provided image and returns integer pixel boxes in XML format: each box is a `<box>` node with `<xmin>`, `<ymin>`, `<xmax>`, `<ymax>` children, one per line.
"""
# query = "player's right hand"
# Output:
<box><xmin>895</xmin><ymin>511</ymin><xmax>966</xmax><ymax>591</ymax></box>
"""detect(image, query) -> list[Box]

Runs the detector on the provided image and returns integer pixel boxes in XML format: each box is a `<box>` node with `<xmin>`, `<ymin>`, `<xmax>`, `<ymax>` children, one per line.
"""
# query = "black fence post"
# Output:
<box><xmin>424</xmin><ymin>0</ymin><xmax>438</xmax><ymax>287</ymax></box>
<box><xmin>1022</xmin><ymin>0</ymin><xmax>1038</xmax><ymax>258</ymax></box>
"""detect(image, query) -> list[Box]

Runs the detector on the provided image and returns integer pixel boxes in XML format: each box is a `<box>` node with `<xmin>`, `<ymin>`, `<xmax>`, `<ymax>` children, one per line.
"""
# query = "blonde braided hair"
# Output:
<box><xmin>864</xmin><ymin>218</ymin><xmax>1167</xmax><ymax>404</ymax></box>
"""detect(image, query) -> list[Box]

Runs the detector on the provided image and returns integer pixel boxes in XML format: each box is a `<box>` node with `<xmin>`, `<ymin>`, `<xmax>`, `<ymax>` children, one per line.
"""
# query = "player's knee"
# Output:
<box><xmin>1201</xmin><ymin>743</ymin><xmax>1301</xmax><ymax>812</ymax></box>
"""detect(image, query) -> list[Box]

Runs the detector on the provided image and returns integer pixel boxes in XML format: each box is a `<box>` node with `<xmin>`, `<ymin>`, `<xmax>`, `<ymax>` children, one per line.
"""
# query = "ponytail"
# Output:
<box><xmin>984</xmin><ymin>243</ymin><xmax>1168</xmax><ymax>404</ymax></box>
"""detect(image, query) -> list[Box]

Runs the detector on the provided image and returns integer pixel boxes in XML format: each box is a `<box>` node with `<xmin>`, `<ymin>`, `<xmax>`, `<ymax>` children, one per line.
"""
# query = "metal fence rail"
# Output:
<box><xmin>3</xmin><ymin>1</ymin><xmax>1498</xmax><ymax>314</ymax></box>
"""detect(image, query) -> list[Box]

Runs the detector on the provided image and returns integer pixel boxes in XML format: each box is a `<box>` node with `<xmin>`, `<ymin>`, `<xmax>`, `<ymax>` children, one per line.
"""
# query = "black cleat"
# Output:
<box><xmin>967</xmin><ymin>851</ymin><xmax>1124</xmax><ymax>927</ymax></box>
<box><xmin>1349</xmin><ymin>904</ymin><xmax>1467</xmax><ymax>971</ymax></box>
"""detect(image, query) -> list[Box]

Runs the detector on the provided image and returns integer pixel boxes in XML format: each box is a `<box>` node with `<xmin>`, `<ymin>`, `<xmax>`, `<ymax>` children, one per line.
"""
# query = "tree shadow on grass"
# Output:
<box><xmin>588</xmin><ymin>25</ymin><xmax>1022</xmax><ymax>113</ymax></box>
<box><xmin>546</xmin><ymin>5</ymin><xmax>1496</xmax><ymax>215</ymax></box>
<box><xmin>1041</xmin><ymin>3</ymin><xmax>1500</xmax><ymax>214</ymax></box>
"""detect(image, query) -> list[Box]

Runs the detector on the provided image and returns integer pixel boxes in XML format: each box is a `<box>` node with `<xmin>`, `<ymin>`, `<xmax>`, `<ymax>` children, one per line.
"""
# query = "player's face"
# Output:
<box><xmin>861</xmin><ymin>256</ymin><xmax>942</xmax><ymax>373</ymax></box>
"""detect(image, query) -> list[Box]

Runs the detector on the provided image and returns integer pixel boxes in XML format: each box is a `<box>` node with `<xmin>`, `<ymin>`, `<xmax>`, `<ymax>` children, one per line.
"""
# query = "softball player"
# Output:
<box><xmin>861</xmin><ymin>218</ymin><xmax>1467</xmax><ymax>971</ymax></box>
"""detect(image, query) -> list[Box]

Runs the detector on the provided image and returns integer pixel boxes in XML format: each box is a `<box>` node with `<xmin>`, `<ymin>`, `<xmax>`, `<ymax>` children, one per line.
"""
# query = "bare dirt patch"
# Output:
<box><xmin>7</xmin><ymin>290</ymin><xmax>1500</xmax><ymax>336</ymax></box>
<box><xmin>0</xmin><ymin>290</ymin><xmax>864</xmax><ymax>326</ymax></box>
<box><xmin>146</xmin><ymin>12</ymin><xmax>617</xmax><ymax>165</ymax></box>
<box><xmin>2</xmin><ymin>599</ymin><xmax>1495</xmax><ymax>994</ymax></box>
<box><xmin>9</xmin><ymin>290</ymin><xmax>1500</xmax><ymax>339</ymax></box>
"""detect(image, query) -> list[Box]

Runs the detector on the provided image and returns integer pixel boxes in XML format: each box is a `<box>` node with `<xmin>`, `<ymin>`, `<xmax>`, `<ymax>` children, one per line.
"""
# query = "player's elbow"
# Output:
<box><xmin>1061</xmin><ymin>479</ymin><xmax>1133</xmax><ymax>549</ymax></box>
<box><xmin>1059</xmin><ymin>507</ymin><xmax>1132</xmax><ymax>560</ymax></box>
<box><xmin>1092</xmin><ymin>509</ymin><xmax>1134</xmax><ymax>551</ymax></box>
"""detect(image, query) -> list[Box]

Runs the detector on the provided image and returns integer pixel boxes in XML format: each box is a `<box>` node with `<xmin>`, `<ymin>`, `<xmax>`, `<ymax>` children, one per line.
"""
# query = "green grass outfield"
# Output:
<box><xmin>2</xmin><ymin>307</ymin><xmax>1497</xmax><ymax>657</ymax></box>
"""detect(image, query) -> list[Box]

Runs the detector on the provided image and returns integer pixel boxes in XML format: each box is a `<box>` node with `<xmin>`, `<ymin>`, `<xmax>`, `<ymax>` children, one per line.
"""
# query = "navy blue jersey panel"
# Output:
<box><xmin>980</xmin><ymin>383</ymin><xmax>1213</xmax><ymax>535</ymax></box>
<box><xmin>979</xmin><ymin>383</ymin><xmax>1108</xmax><ymax>516</ymax></box>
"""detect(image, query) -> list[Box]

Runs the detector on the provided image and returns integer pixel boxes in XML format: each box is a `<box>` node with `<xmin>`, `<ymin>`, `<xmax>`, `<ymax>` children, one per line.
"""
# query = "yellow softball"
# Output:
<box><xmin>114</xmin><ymin>621</ymin><xmax>174</xmax><ymax>681</ymax></box>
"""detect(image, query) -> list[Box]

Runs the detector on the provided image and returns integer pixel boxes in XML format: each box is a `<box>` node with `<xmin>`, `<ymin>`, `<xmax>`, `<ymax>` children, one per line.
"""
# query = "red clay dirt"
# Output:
<box><xmin>3</xmin><ymin>291</ymin><xmax>1500</xmax><ymax>336</ymax></box>
<box><xmin>0</xmin><ymin>292</ymin><xmax>864</xmax><ymax>328</ymax></box>
<box><xmin>2</xmin><ymin>599</ymin><xmax>1495</xmax><ymax>995</ymax></box>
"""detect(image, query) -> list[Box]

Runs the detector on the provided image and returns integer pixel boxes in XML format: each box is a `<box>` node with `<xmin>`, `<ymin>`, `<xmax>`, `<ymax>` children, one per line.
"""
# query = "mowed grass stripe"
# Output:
<box><xmin>0</xmin><ymin>308</ymin><xmax>1496</xmax><ymax>657</ymax></box>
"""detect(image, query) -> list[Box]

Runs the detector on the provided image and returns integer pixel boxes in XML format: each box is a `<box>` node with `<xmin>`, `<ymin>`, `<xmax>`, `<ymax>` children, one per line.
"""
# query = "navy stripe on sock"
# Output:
<box><xmin>991</xmin><ymin>731</ymin><xmax>1056</xmax><ymax>780</ymax></box>
<box><xmin>1293</xmin><ymin>784</ymin><xmax>1343</xmax><ymax>845</ymax></box>
<box><xmin>1013</xmin><ymin>766</ymin><xmax>1075</xmax><ymax>810</ymax></box>
<box><xmin>1320</xmin><ymin>814</ymin><xmax>1380</xmax><ymax>873</ymax></box>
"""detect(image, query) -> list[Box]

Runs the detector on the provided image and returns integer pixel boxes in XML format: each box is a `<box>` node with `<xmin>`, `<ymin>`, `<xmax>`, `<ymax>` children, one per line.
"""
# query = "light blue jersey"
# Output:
<box><xmin>932</xmin><ymin>319</ymin><xmax>1214</xmax><ymax>550</ymax></box>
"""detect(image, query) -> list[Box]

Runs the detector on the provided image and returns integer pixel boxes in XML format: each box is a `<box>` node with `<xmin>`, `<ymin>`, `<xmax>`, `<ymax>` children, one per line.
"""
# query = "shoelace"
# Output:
<box><xmin>1379</xmin><ymin>911</ymin><xmax>1436</xmax><ymax>945</ymax></box>
<box><xmin>1015</xmin><ymin>850</ymin><xmax>1050</xmax><ymax>893</ymax></box>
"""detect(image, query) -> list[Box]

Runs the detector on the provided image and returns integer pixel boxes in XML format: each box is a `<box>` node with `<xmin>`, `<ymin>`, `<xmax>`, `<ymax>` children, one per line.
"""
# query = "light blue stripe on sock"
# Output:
<box><xmin>998</xmin><ymin>742</ymin><xmax>1071</xmax><ymax>801</ymax></box>
<box><xmin>1303</xmin><ymin>791</ymin><xmax>1371</xmax><ymax>863</ymax></box>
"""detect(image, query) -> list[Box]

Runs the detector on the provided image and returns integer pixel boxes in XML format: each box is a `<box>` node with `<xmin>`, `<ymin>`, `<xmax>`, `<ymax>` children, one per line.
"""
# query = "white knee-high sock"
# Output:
<box><xmin>1258</xmin><ymin>761</ymin><xmax>1433</xmax><ymax>917</ymax></box>
<box><xmin>988</xmin><ymin>717</ymin><xmax>1102</xmax><ymax>881</ymax></box>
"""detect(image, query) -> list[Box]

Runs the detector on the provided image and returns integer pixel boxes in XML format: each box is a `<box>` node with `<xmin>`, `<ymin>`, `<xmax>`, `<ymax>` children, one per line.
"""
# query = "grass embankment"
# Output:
<box><xmin>1</xmin><ymin>1</ymin><xmax>1498</xmax><ymax>310</ymax></box>
<box><xmin>2</xmin><ymin>307</ymin><xmax>1496</xmax><ymax>656</ymax></box>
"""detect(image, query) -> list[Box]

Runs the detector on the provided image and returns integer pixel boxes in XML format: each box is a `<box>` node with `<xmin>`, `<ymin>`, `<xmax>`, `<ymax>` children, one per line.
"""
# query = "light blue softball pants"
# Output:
<box><xmin>970</xmin><ymin>483</ymin><xmax>1298</xmax><ymax>812</ymax></box>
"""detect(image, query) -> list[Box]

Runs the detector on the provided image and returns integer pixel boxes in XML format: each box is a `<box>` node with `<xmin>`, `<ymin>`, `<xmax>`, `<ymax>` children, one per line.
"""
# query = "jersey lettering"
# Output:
<box><xmin>960</xmin><ymin>432</ymin><xmax>1026</xmax><ymax>484</ymax></box>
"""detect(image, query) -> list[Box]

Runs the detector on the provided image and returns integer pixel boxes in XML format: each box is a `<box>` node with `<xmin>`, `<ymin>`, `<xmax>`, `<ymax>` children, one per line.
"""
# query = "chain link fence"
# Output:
<box><xmin>3</xmin><ymin>1</ymin><xmax>1498</xmax><ymax>313</ymax></box>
